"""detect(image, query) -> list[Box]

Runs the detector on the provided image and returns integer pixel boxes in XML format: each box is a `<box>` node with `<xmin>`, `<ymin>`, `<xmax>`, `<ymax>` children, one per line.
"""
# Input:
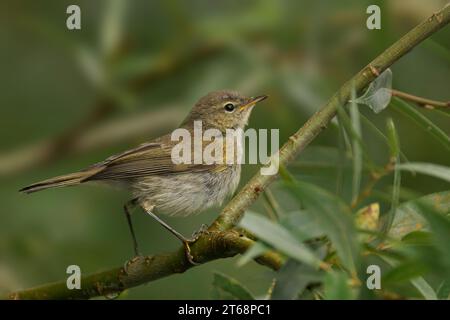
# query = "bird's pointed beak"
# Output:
<box><xmin>239</xmin><ymin>95</ymin><xmax>268</xmax><ymax>111</ymax></box>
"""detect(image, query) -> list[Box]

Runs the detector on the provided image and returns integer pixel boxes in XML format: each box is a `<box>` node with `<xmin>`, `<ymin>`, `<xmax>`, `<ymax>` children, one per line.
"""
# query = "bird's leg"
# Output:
<box><xmin>191</xmin><ymin>224</ymin><xmax>210</xmax><ymax>242</ymax></box>
<box><xmin>142</xmin><ymin>204</ymin><xmax>201</xmax><ymax>265</ymax></box>
<box><xmin>123</xmin><ymin>198</ymin><xmax>142</xmax><ymax>257</ymax></box>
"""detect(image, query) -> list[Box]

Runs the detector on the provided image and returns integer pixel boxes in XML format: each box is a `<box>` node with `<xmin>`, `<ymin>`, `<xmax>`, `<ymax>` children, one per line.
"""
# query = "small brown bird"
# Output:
<box><xmin>20</xmin><ymin>90</ymin><xmax>267</xmax><ymax>264</ymax></box>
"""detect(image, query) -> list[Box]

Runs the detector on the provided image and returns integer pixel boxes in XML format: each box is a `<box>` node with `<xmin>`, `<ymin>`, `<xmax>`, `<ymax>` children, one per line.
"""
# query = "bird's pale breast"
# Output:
<box><xmin>132</xmin><ymin>165</ymin><xmax>241</xmax><ymax>217</ymax></box>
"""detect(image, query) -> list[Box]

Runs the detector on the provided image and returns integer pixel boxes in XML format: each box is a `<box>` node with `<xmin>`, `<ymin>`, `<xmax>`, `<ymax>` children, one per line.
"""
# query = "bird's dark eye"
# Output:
<box><xmin>224</xmin><ymin>103</ymin><xmax>235</xmax><ymax>113</ymax></box>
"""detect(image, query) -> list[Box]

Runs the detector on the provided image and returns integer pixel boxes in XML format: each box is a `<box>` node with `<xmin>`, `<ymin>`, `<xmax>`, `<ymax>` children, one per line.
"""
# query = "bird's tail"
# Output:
<box><xmin>19</xmin><ymin>168</ymin><xmax>101</xmax><ymax>194</ymax></box>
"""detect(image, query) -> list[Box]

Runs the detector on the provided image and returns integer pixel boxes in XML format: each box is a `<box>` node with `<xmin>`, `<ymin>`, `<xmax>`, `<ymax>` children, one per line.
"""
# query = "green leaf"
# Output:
<box><xmin>384</xmin><ymin>118</ymin><xmax>401</xmax><ymax>233</ymax></box>
<box><xmin>389</xmin><ymin>191</ymin><xmax>450</xmax><ymax>239</ymax></box>
<box><xmin>212</xmin><ymin>272</ymin><xmax>255</xmax><ymax>300</ymax></box>
<box><xmin>323</xmin><ymin>271</ymin><xmax>355</xmax><ymax>300</ymax></box>
<box><xmin>415</xmin><ymin>201</ymin><xmax>450</xmax><ymax>269</ymax></box>
<box><xmin>401</xmin><ymin>231</ymin><xmax>433</xmax><ymax>245</ymax></box>
<box><xmin>278</xmin><ymin>165</ymin><xmax>295</xmax><ymax>183</ymax></box>
<box><xmin>336</xmin><ymin>118</ymin><xmax>347</xmax><ymax>196</ymax></box>
<box><xmin>437</xmin><ymin>279</ymin><xmax>450</xmax><ymax>300</ymax></box>
<box><xmin>386</xmin><ymin>118</ymin><xmax>400</xmax><ymax>158</ymax></box>
<box><xmin>281</xmin><ymin>210</ymin><xmax>325</xmax><ymax>242</ymax></box>
<box><xmin>350</xmin><ymin>86</ymin><xmax>362</xmax><ymax>204</ymax></box>
<box><xmin>391</xmin><ymin>97</ymin><xmax>450</xmax><ymax>151</ymax></box>
<box><xmin>379</xmin><ymin>256</ymin><xmax>438</xmax><ymax>300</ymax></box>
<box><xmin>286</xmin><ymin>181</ymin><xmax>360</xmax><ymax>274</ymax></box>
<box><xmin>271</xmin><ymin>259</ymin><xmax>324</xmax><ymax>300</ymax></box>
<box><xmin>410</xmin><ymin>277</ymin><xmax>438</xmax><ymax>300</ymax></box>
<box><xmin>359</xmin><ymin>113</ymin><xmax>409</xmax><ymax>162</ymax></box>
<box><xmin>236</xmin><ymin>242</ymin><xmax>269</xmax><ymax>267</ymax></box>
<box><xmin>397</xmin><ymin>162</ymin><xmax>450</xmax><ymax>183</ymax></box>
<box><xmin>336</xmin><ymin>105</ymin><xmax>376</xmax><ymax>171</ymax></box>
<box><xmin>239</xmin><ymin>211</ymin><xmax>322</xmax><ymax>267</ymax></box>
<box><xmin>100</xmin><ymin>0</ymin><xmax>127</xmax><ymax>57</ymax></box>
<box><xmin>382</xmin><ymin>261</ymin><xmax>427</xmax><ymax>284</ymax></box>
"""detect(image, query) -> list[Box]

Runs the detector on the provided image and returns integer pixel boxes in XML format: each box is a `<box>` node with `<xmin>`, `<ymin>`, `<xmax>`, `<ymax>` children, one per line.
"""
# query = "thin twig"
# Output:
<box><xmin>5</xmin><ymin>4</ymin><xmax>450</xmax><ymax>300</ymax></box>
<box><xmin>351</xmin><ymin>158</ymin><xmax>396</xmax><ymax>209</ymax></box>
<box><xmin>391</xmin><ymin>89</ymin><xmax>449</xmax><ymax>109</ymax></box>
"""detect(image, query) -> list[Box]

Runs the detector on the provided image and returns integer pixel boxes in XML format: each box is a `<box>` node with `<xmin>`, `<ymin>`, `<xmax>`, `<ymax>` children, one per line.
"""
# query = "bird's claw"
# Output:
<box><xmin>183</xmin><ymin>241</ymin><xmax>200</xmax><ymax>266</ymax></box>
<box><xmin>182</xmin><ymin>225</ymin><xmax>210</xmax><ymax>265</ymax></box>
<box><xmin>124</xmin><ymin>224</ymin><xmax>211</xmax><ymax>267</ymax></box>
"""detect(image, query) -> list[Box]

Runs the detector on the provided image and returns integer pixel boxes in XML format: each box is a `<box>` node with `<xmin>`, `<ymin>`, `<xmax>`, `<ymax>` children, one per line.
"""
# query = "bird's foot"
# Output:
<box><xmin>182</xmin><ymin>241</ymin><xmax>199</xmax><ymax>266</ymax></box>
<box><xmin>182</xmin><ymin>224</ymin><xmax>210</xmax><ymax>266</ymax></box>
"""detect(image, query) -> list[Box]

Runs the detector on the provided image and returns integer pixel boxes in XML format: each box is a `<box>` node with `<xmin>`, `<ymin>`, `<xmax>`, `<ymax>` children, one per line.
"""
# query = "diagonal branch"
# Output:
<box><xmin>210</xmin><ymin>3</ymin><xmax>450</xmax><ymax>232</ymax></box>
<box><xmin>5</xmin><ymin>3</ymin><xmax>450</xmax><ymax>300</ymax></box>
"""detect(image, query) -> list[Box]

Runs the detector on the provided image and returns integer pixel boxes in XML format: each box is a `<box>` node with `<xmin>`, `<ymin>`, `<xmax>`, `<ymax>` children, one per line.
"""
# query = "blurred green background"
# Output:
<box><xmin>0</xmin><ymin>0</ymin><xmax>448</xmax><ymax>299</ymax></box>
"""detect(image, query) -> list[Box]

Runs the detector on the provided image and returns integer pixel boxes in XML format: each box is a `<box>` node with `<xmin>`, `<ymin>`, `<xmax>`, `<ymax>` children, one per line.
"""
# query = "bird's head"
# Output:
<box><xmin>183</xmin><ymin>90</ymin><xmax>268</xmax><ymax>131</ymax></box>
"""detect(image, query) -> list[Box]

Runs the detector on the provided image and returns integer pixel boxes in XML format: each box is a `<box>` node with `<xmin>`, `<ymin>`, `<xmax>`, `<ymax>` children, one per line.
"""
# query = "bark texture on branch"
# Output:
<box><xmin>7</xmin><ymin>231</ymin><xmax>282</xmax><ymax>300</ymax></box>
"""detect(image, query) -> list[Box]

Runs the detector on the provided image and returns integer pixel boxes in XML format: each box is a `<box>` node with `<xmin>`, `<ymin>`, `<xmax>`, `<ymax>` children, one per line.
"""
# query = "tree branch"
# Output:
<box><xmin>5</xmin><ymin>230</ymin><xmax>282</xmax><ymax>300</ymax></box>
<box><xmin>391</xmin><ymin>89</ymin><xmax>449</xmax><ymax>109</ymax></box>
<box><xmin>5</xmin><ymin>4</ymin><xmax>449</xmax><ymax>300</ymax></box>
<box><xmin>210</xmin><ymin>4</ymin><xmax>450</xmax><ymax>232</ymax></box>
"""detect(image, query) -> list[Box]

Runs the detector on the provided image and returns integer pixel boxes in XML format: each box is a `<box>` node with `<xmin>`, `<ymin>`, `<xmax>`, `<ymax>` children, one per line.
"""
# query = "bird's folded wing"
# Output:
<box><xmin>84</xmin><ymin>139</ymin><xmax>225</xmax><ymax>181</ymax></box>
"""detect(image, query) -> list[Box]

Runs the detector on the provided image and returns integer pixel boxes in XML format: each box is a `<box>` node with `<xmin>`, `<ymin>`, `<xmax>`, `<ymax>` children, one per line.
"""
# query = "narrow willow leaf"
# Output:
<box><xmin>281</xmin><ymin>210</ymin><xmax>325</xmax><ymax>242</ymax></box>
<box><xmin>351</xmin><ymin>68</ymin><xmax>392</xmax><ymax>113</ymax></box>
<box><xmin>397</xmin><ymin>162</ymin><xmax>450</xmax><ymax>183</ymax></box>
<box><xmin>76</xmin><ymin>46</ymin><xmax>104</xmax><ymax>87</ymax></box>
<box><xmin>350</xmin><ymin>86</ymin><xmax>362</xmax><ymax>204</ymax></box>
<box><xmin>391</xmin><ymin>97</ymin><xmax>450</xmax><ymax>151</ymax></box>
<box><xmin>382</xmin><ymin>261</ymin><xmax>428</xmax><ymax>284</ymax></box>
<box><xmin>411</xmin><ymin>277</ymin><xmax>438</xmax><ymax>300</ymax></box>
<box><xmin>386</xmin><ymin>118</ymin><xmax>400</xmax><ymax>158</ymax></box>
<box><xmin>389</xmin><ymin>191</ymin><xmax>450</xmax><ymax>239</ymax></box>
<box><xmin>431</xmin><ymin>108</ymin><xmax>450</xmax><ymax>120</ymax></box>
<box><xmin>101</xmin><ymin>0</ymin><xmax>127</xmax><ymax>57</ymax></box>
<box><xmin>415</xmin><ymin>201</ymin><xmax>450</xmax><ymax>268</ymax></box>
<box><xmin>336</xmin><ymin>106</ymin><xmax>376</xmax><ymax>171</ymax></box>
<box><xmin>239</xmin><ymin>211</ymin><xmax>321</xmax><ymax>267</ymax></box>
<box><xmin>359</xmin><ymin>113</ymin><xmax>409</xmax><ymax>162</ymax></box>
<box><xmin>380</xmin><ymin>256</ymin><xmax>437</xmax><ymax>300</ymax></box>
<box><xmin>286</xmin><ymin>181</ymin><xmax>360</xmax><ymax>273</ymax></box>
<box><xmin>236</xmin><ymin>242</ymin><xmax>269</xmax><ymax>267</ymax></box>
<box><xmin>437</xmin><ymin>279</ymin><xmax>450</xmax><ymax>300</ymax></box>
<box><xmin>384</xmin><ymin>119</ymin><xmax>401</xmax><ymax>233</ymax></box>
<box><xmin>278</xmin><ymin>165</ymin><xmax>295</xmax><ymax>183</ymax></box>
<box><xmin>323</xmin><ymin>271</ymin><xmax>355</xmax><ymax>300</ymax></box>
<box><xmin>212</xmin><ymin>272</ymin><xmax>255</xmax><ymax>300</ymax></box>
<box><xmin>271</xmin><ymin>259</ymin><xmax>324</xmax><ymax>300</ymax></box>
<box><xmin>336</xmin><ymin>117</ymin><xmax>347</xmax><ymax>196</ymax></box>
